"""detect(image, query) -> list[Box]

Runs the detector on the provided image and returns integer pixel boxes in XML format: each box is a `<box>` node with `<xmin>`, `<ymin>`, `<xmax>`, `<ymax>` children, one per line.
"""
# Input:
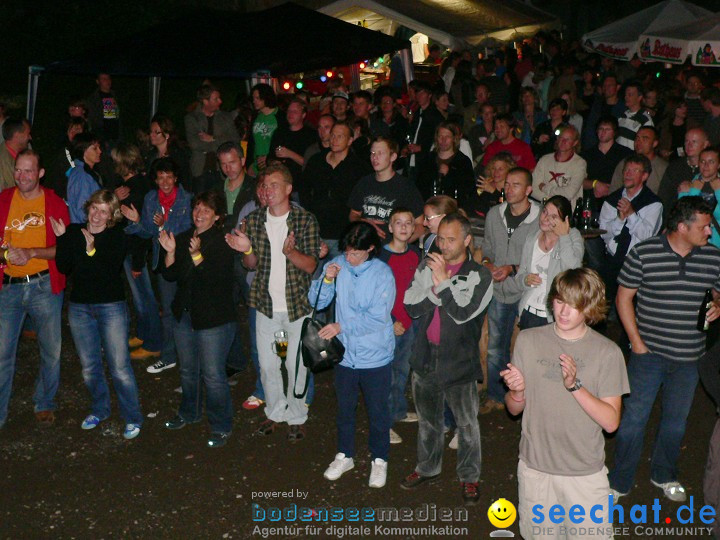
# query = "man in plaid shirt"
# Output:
<box><xmin>226</xmin><ymin>162</ymin><xmax>320</xmax><ymax>441</ymax></box>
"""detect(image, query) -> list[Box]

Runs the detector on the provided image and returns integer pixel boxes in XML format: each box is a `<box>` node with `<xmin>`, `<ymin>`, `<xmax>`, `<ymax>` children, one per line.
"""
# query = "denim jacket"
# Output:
<box><xmin>124</xmin><ymin>186</ymin><xmax>193</xmax><ymax>270</ymax></box>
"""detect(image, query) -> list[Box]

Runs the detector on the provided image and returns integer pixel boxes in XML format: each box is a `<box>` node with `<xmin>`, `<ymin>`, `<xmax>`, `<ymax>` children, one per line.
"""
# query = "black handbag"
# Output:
<box><xmin>293</xmin><ymin>277</ymin><xmax>345</xmax><ymax>398</ymax></box>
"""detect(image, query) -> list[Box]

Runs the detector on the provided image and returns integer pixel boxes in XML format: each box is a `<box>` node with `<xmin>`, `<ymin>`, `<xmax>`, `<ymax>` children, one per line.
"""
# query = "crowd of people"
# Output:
<box><xmin>3</xmin><ymin>30</ymin><xmax>720</xmax><ymax>535</ymax></box>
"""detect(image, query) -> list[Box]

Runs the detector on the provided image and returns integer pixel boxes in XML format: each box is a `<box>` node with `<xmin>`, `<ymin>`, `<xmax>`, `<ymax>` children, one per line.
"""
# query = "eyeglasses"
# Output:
<box><xmin>423</xmin><ymin>213</ymin><xmax>444</xmax><ymax>221</ymax></box>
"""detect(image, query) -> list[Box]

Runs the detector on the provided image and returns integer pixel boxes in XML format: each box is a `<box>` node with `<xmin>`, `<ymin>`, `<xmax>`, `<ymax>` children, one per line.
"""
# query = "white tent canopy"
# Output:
<box><xmin>639</xmin><ymin>13</ymin><xmax>720</xmax><ymax>66</ymax></box>
<box><xmin>317</xmin><ymin>0</ymin><xmax>558</xmax><ymax>50</ymax></box>
<box><xmin>581</xmin><ymin>0</ymin><xmax>712</xmax><ymax>61</ymax></box>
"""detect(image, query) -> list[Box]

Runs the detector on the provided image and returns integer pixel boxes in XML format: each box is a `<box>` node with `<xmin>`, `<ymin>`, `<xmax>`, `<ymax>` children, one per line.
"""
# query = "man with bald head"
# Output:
<box><xmin>610</xmin><ymin>126</ymin><xmax>667</xmax><ymax>194</ymax></box>
<box><xmin>658</xmin><ymin>128</ymin><xmax>710</xmax><ymax>221</ymax></box>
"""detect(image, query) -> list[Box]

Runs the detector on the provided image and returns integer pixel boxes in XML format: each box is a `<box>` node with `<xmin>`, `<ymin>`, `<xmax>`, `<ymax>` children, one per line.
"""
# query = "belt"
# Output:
<box><xmin>3</xmin><ymin>269</ymin><xmax>50</xmax><ymax>284</ymax></box>
<box><xmin>526</xmin><ymin>306</ymin><xmax>547</xmax><ymax>318</ymax></box>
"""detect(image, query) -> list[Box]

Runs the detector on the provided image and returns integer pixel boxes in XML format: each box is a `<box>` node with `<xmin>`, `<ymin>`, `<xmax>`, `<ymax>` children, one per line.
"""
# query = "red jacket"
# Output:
<box><xmin>0</xmin><ymin>186</ymin><xmax>69</xmax><ymax>294</ymax></box>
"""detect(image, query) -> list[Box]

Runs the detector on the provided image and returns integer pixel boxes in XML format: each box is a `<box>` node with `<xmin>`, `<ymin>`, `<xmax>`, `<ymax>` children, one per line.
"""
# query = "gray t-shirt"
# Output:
<box><xmin>513</xmin><ymin>324</ymin><xmax>630</xmax><ymax>476</ymax></box>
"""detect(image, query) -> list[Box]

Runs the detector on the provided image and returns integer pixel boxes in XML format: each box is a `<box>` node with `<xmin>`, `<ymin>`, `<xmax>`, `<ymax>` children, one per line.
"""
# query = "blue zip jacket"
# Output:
<box><xmin>124</xmin><ymin>186</ymin><xmax>193</xmax><ymax>270</ymax></box>
<box><xmin>308</xmin><ymin>255</ymin><xmax>396</xmax><ymax>369</ymax></box>
<box><xmin>678</xmin><ymin>185</ymin><xmax>720</xmax><ymax>249</ymax></box>
<box><xmin>67</xmin><ymin>159</ymin><xmax>100</xmax><ymax>224</ymax></box>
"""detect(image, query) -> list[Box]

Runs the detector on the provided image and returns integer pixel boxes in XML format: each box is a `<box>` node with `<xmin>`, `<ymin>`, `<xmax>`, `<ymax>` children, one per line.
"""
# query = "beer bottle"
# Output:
<box><xmin>582</xmin><ymin>197</ymin><xmax>593</xmax><ymax>230</ymax></box>
<box><xmin>433</xmin><ymin>175</ymin><xmax>442</xmax><ymax>196</ymax></box>
<box><xmin>499</xmin><ymin>188</ymin><xmax>505</xmax><ymax>203</ymax></box>
<box><xmin>572</xmin><ymin>197</ymin><xmax>583</xmax><ymax>228</ymax></box>
<box><xmin>697</xmin><ymin>289</ymin><xmax>713</xmax><ymax>332</ymax></box>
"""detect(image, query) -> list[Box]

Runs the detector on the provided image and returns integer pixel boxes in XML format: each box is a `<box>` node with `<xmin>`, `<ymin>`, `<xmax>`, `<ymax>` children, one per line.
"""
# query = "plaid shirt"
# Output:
<box><xmin>246</xmin><ymin>205</ymin><xmax>321</xmax><ymax>321</ymax></box>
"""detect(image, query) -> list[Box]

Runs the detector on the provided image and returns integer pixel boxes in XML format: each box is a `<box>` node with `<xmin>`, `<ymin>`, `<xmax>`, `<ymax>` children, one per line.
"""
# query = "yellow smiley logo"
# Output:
<box><xmin>487</xmin><ymin>498</ymin><xmax>517</xmax><ymax>529</ymax></box>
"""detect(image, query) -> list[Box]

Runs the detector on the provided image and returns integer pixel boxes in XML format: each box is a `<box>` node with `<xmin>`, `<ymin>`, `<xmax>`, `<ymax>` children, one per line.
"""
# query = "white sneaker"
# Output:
<box><xmin>448</xmin><ymin>431</ymin><xmax>459</xmax><ymax>450</ymax></box>
<box><xmin>389</xmin><ymin>429</ymin><xmax>402</xmax><ymax>444</ymax></box>
<box><xmin>324</xmin><ymin>453</ymin><xmax>354</xmax><ymax>481</ymax></box>
<box><xmin>147</xmin><ymin>359</ymin><xmax>176</xmax><ymax>374</ymax></box>
<box><xmin>369</xmin><ymin>458</ymin><xmax>387</xmax><ymax>488</ymax></box>
<box><xmin>399</xmin><ymin>412</ymin><xmax>418</xmax><ymax>423</ymax></box>
<box><xmin>651</xmin><ymin>480</ymin><xmax>687</xmax><ymax>502</ymax></box>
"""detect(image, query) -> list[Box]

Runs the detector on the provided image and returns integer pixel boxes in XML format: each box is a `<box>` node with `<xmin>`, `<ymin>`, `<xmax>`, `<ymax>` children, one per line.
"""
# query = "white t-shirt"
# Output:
<box><xmin>410</xmin><ymin>33</ymin><xmax>429</xmax><ymax>63</ymax></box>
<box><xmin>522</xmin><ymin>239</ymin><xmax>550</xmax><ymax>313</ymax></box>
<box><xmin>265</xmin><ymin>208</ymin><xmax>289</xmax><ymax>313</ymax></box>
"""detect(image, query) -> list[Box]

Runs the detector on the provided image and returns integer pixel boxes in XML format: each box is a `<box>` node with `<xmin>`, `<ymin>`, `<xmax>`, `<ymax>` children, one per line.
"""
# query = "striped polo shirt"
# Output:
<box><xmin>616</xmin><ymin>108</ymin><xmax>653</xmax><ymax>150</ymax></box>
<box><xmin>618</xmin><ymin>234</ymin><xmax>720</xmax><ymax>362</ymax></box>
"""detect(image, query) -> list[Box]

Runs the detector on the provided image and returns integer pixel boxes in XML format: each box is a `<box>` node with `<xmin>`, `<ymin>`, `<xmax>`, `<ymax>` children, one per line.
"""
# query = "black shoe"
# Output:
<box><xmin>256</xmin><ymin>419</ymin><xmax>279</xmax><ymax>436</ymax></box>
<box><xmin>165</xmin><ymin>415</ymin><xmax>187</xmax><ymax>430</ymax></box>
<box><xmin>461</xmin><ymin>482</ymin><xmax>480</xmax><ymax>505</ymax></box>
<box><xmin>400</xmin><ymin>471</ymin><xmax>440</xmax><ymax>490</ymax></box>
<box><xmin>287</xmin><ymin>424</ymin><xmax>306</xmax><ymax>442</ymax></box>
<box><xmin>208</xmin><ymin>432</ymin><xmax>230</xmax><ymax>448</ymax></box>
<box><xmin>226</xmin><ymin>367</ymin><xmax>243</xmax><ymax>387</ymax></box>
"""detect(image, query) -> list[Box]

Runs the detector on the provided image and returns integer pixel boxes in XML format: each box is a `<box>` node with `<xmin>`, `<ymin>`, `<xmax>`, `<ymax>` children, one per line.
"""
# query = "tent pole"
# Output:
<box><xmin>350</xmin><ymin>63</ymin><xmax>361</xmax><ymax>91</ymax></box>
<box><xmin>26</xmin><ymin>65</ymin><xmax>44</xmax><ymax>124</ymax></box>
<box><xmin>401</xmin><ymin>48</ymin><xmax>414</xmax><ymax>84</ymax></box>
<box><xmin>149</xmin><ymin>76</ymin><xmax>161</xmax><ymax>120</ymax></box>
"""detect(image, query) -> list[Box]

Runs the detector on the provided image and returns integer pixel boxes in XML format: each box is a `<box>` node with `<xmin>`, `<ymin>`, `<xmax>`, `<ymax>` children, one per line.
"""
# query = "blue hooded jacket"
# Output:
<box><xmin>308</xmin><ymin>255</ymin><xmax>395</xmax><ymax>369</ymax></box>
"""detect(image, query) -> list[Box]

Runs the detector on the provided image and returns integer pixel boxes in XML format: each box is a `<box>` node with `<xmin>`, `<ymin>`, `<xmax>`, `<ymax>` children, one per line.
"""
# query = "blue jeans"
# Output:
<box><xmin>124</xmin><ymin>257</ymin><xmax>162</xmax><ymax>352</ymax></box>
<box><xmin>390</xmin><ymin>321</ymin><xmax>416</xmax><ymax>423</ymax></box>
<box><xmin>248</xmin><ymin>307</ymin><xmax>264</xmax><ymax>400</ymax></box>
<box><xmin>486</xmin><ymin>298</ymin><xmax>519</xmax><ymax>403</ymax></box>
<box><xmin>68</xmin><ymin>301</ymin><xmax>142</xmax><ymax>425</ymax></box>
<box><xmin>412</xmin><ymin>348</ymin><xmax>481</xmax><ymax>483</ymax></box>
<box><xmin>335</xmin><ymin>363</ymin><xmax>392</xmax><ymax>461</ymax></box>
<box><xmin>227</xmin><ymin>256</ymin><xmax>249</xmax><ymax>372</ymax></box>
<box><xmin>157</xmin><ymin>274</ymin><xmax>178</xmax><ymax>365</ymax></box>
<box><xmin>173</xmin><ymin>313</ymin><xmax>234</xmax><ymax>434</ymax></box>
<box><xmin>0</xmin><ymin>274</ymin><xmax>63</xmax><ymax>426</ymax></box>
<box><xmin>609</xmin><ymin>352</ymin><xmax>699</xmax><ymax>494</ymax></box>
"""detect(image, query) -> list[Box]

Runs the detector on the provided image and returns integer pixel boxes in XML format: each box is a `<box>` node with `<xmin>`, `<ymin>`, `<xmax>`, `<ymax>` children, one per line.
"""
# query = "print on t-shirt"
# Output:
<box><xmin>102</xmin><ymin>97</ymin><xmax>118</xmax><ymax>120</ymax></box>
<box><xmin>362</xmin><ymin>194</ymin><xmax>397</xmax><ymax>222</ymax></box>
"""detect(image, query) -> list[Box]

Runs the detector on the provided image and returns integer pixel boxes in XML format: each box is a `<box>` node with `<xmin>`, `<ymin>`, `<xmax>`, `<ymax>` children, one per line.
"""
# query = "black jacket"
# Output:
<box><xmin>162</xmin><ymin>226</ymin><xmax>236</xmax><ymax>330</ymax></box>
<box><xmin>404</xmin><ymin>256</ymin><xmax>493</xmax><ymax>388</ymax></box>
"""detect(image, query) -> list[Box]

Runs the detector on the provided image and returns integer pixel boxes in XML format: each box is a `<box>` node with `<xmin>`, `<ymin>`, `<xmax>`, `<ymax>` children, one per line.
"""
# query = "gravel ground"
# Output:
<box><xmin>0</xmin><ymin>312</ymin><xmax>716</xmax><ymax>539</ymax></box>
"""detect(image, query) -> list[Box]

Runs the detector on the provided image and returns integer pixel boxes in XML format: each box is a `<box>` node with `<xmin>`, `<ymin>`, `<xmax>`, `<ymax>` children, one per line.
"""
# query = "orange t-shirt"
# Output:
<box><xmin>3</xmin><ymin>190</ymin><xmax>48</xmax><ymax>277</ymax></box>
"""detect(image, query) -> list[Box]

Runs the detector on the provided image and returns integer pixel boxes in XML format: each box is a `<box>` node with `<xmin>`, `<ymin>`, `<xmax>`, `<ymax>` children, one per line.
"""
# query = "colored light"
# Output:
<box><xmin>295</xmin><ymin>81</ymin><xmax>304</xmax><ymax>89</ymax></box>
<box><xmin>656</xmin><ymin>72</ymin><xmax>661</xmax><ymax>78</ymax></box>
<box><xmin>320</xmin><ymin>75</ymin><xmax>327</xmax><ymax>82</ymax></box>
<box><xmin>282</xmin><ymin>81</ymin><xmax>291</xmax><ymax>90</ymax></box>
<box><xmin>326</xmin><ymin>71</ymin><xmax>334</xmax><ymax>78</ymax></box>
<box><xmin>359</xmin><ymin>62</ymin><xmax>366</xmax><ymax>69</ymax></box>
<box><xmin>377</xmin><ymin>57</ymin><xmax>384</xmax><ymax>63</ymax></box>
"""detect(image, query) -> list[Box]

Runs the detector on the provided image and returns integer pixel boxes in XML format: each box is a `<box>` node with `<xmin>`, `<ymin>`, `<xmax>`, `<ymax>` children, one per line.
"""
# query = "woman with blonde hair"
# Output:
<box><xmin>52</xmin><ymin>190</ymin><xmax>142</xmax><ymax>439</ymax></box>
<box><xmin>111</xmin><ymin>144</ymin><xmax>161</xmax><ymax>361</ymax></box>
<box><xmin>422</xmin><ymin>195</ymin><xmax>459</xmax><ymax>256</ymax></box>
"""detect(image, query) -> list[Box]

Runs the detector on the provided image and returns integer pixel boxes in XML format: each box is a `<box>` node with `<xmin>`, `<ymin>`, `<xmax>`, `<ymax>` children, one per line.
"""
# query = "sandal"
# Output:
<box><xmin>256</xmin><ymin>419</ymin><xmax>278</xmax><ymax>436</ymax></box>
<box><xmin>287</xmin><ymin>424</ymin><xmax>306</xmax><ymax>442</ymax></box>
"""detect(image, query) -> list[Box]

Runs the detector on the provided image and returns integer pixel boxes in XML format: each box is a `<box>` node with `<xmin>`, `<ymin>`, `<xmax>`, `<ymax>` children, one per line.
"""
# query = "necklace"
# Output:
<box><xmin>553</xmin><ymin>323</ymin><xmax>587</xmax><ymax>342</ymax></box>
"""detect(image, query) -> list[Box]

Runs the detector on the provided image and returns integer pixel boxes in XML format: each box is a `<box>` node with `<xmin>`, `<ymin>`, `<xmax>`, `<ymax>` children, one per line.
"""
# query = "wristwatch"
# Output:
<box><xmin>566</xmin><ymin>378</ymin><xmax>583</xmax><ymax>392</ymax></box>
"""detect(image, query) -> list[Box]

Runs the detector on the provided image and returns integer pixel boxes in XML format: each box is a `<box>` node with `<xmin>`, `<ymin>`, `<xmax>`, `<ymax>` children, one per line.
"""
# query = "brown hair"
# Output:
<box><xmin>547</xmin><ymin>268</ymin><xmax>608</xmax><ymax>325</ymax></box>
<box><xmin>193</xmin><ymin>190</ymin><xmax>227</xmax><ymax>228</ymax></box>
<box><xmin>262</xmin><ymin>162</ymin><xmax>293</xmax><ymax>186</ymax></box>
<box><xmin>111</xmin><ymin>143</ymin><xmax>145</xmax><ymax>177</ymax></box>
<box><xmin>372</xmin><ymin>136</ymin><xmax>398</xmax><ymax>156</ymax></box>
<box><xmin>425</xmin><ymin>195</ymin><xmax>458</xmax><ymax>215</ymax></box>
